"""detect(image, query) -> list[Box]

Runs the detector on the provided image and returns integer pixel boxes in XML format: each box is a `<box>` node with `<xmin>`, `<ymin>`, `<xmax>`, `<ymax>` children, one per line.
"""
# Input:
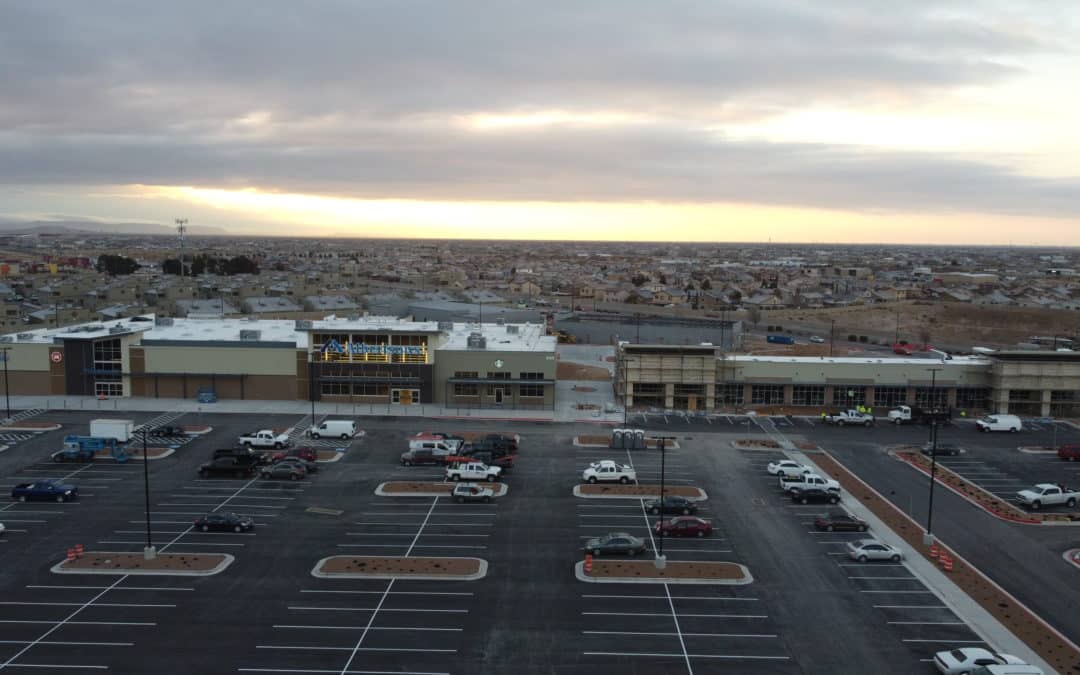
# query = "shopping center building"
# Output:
<box><xmin>616</xmin><ymin>343</ymin><xmax>1080</xmax><ymax>418</ymax></box>
<box><xmin>0</xmin><ymin>315</ymin><xmax>557</xmax><ymax>410</ymax></box>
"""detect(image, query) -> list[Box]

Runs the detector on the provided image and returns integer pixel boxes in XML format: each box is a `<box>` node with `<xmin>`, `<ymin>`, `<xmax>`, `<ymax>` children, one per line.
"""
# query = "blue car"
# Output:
<box><xmin>11</xmin><ymin>480</ymin><xmax>79</xmax><ymax>503</ymax></box>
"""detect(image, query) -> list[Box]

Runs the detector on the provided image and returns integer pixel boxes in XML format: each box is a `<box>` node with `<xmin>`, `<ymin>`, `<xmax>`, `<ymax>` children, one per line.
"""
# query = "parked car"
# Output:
<box><xmin>11</xmin><ymin>479</ymin><xmax>79</xmax><ymax>502</ymax></box>
<box><xmin>846</xmin><ymin>538</ymin><xmax>903</xmax><ymax>562</ymax></box>
<box><xmin>767</xmin><ymin>460</ymin><xmax>812</xmax><ymax>477</ymax></box>
<box><xmin>0</xmin><ymin>521</ymin><xmax>4</xmax><ymax>536</ymax></box>
<box><xmin>273</xmin><ymin>456</ymin><xmax>318</xmax><ymax>474</ymax></box>
<box><xmin>792</xmin><ymin>487</ymin><xmax>840</xmax><ymax>505</ymax></box>
<box><xmin>199</xmin><ymin>457</ymin><xmax>257</xmax><ymax>478</ymax></box>
<box><xmin>1058</xmin><ymin>444</ymin><xmax>1080</xmax><ymax>461</ymax></box>
<box><xmin>272</xmin><ymin>447</ymin><xmax>319</xmax><ymax>463</ymax></box>
<box><xmin>922</xmin><ymin>442</ymin><xmax>962</xmax><ymax>457</ymax></box>
<box><xmin>151</xmin><ymin>425</ymin><xmax>186</xmax><ymax>437</ymax></box>
<box><xmin>933</xmin><ymin>647</ymin><xmax>1027</xmax><ymax>675</ymax></box>
<box><xmin>654</xmin><ymin>516</ymin><xmax>712</xmax><ymax>537</ymax></box>
<box><xmin>644</xmin><ymin>495</ymin><xmax>697</xmax><ymax>515</ymax></box>
<box><xmin>809</xmin><ymin>336</ymin><xmax>825</xmax><ymax>343</ymax></box>
<box><xmin>400</xmin><ymin>448</ymin><xmax>447</xmax><ymax>466</ymax></box>
<box><xmin>451</xmin><ymin>482</ymin><xmax>495</xmax><ymax>503</ymax></box>
<box><xmin>481</xmin><ymin>433</ymin><xmax>518</xmax><ymax>451</ymax></box>
<box><xmin>584</xmin><ymin>532</ymin><xmax>647</xmax><ymax>556</ymax></box>
<box><xmin>193</xmin><ymin>512</ymin><xmax>254</xmax><ymax>533</ymax></box>
<box><xmin>814</xmin><ymin>511</ymin><xmax>868</xmax><ymax>532</ymax></box>
<box><xmin>213</xmin><ymin>447</ymin><xmax>269</xmax><ymax>465</ymax></box>
<box><xmin>260</xmin><ymin>462</ymin><xmax>306</xmax><ymax>481</ymax></box>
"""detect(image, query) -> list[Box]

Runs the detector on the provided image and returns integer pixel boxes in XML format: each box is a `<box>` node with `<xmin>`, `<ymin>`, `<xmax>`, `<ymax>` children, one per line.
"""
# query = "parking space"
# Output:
<box><xmin>749</xmin><ymin>449</ymin><xmax>995</xmax><ymax>666</ymax></box>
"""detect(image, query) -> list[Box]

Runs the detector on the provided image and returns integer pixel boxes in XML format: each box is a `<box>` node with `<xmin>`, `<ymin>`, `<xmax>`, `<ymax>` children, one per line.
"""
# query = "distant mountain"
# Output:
<box><xmin>0</xmin><ymin>218</ymin><xmax>226</xmax><ymax>236</ymax></box>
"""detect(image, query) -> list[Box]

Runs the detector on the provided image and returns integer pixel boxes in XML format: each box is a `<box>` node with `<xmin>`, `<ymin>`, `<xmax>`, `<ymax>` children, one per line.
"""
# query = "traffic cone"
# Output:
<box><xmin>929</xmin><ymin>543</ymin><xmax>939</xmax><ymax>559</ymax></box>
<box><xmin>585</xmin><ymin>553</ymin><xmax>593</xmax><ymax>575</ymax></box>
<box><xmin>74</xmin><ymin>543</ymin><xmax>84</xmax><ymax>558</ymax></box>
<box><xmin>66</xmin><ymin>548</ymin><xmax>76</xmax><ymax>562</ymax></box>
<box><xmin>942</xmin><ymin>556</ymin><xmax>954</xmax><ymax>572</ymax></box>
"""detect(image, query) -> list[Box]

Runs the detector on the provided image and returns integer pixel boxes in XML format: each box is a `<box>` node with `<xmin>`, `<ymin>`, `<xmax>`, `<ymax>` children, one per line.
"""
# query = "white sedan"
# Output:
<box><xmin>0</xmin><ymin>522</ymin><xmax>4</xmax><ymax>536</ymax></box>
<box><xmin>846</xmin><ymin>539</ymin><xmax>903</xmax><ymax>562</ymax></box>
<box><xmin>933</xmin><ymin>647</ymin><xmax>1027</xmax><ymax>674</ymax></box>
<box><xmin>767</xmin><ymin>460</ymin><xmax>811</xmax><ymax>477</ymax></box>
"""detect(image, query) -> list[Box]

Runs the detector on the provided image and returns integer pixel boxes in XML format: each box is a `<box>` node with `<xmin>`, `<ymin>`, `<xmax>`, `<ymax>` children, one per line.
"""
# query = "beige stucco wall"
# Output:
<box><xmin>2</xmin><ymin>343</ymin><xmax>52</xmax><ymax>371</ymax></box>
<box><xmin>731</xmin><ymin>358</ymin><xmax>993</xmax><ymax>387</ymax></box>
<box><xmin>143</xmin><ymin>345</ymin><xmax>298</xmax><ymax>376</ymax></box>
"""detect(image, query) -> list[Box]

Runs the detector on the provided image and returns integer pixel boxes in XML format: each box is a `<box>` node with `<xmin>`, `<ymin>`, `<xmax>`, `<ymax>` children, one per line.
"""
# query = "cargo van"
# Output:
<box><xmin>308</xmin><ymin>420</ymin><xmax>358</xmax><ymax>439</ymax></box>
<box><xmin>975</xmin><ymin>414</ymin><xmax>1022</xmax><ymax>433</ymax></box>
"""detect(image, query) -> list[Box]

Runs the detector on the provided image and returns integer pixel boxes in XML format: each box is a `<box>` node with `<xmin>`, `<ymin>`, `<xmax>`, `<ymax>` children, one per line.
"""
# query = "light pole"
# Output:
<box><xmin>309</xmin><ymin>350</ymin><xmax>317</xmax><ymax>436</ymax></box>
<box><xmin>1</xmin><ymin>347</ymin><xmax>10</xmax><ymax>421</ymax></box>
<box><xmin>924</xmin><ymin>367</ymin><xmax>942</xmax><ymax>545</ymax></box>
<box><xmin>654</xmin><ymin>435</ymin><xmax>677</xmax><ymax>568</ymax></box>
<box><xmin>142</xmin><ymin>428</ymin><xmax>155</xmax><ymax>559</ymax></box>
<box><xmin>829</xmin><ymin>319</ymin><xmax>836</xmax><ymax>357</ymax></box>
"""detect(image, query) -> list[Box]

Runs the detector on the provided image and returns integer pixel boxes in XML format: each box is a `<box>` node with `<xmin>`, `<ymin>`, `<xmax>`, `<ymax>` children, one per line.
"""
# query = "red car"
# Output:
<box><xmin>1059</xmin><ymin>444</ymin><xmax>1080</xmax><ymax>462</ymax></box>
<box><xmin>272</xmin><ymin>446</ymin><xmax>318</xmax><ymax>463</ymax></box>
<box><xmin>653</xmin><ymin>516</ymin><xmax>712</xmax><ymax>537</ymax></box>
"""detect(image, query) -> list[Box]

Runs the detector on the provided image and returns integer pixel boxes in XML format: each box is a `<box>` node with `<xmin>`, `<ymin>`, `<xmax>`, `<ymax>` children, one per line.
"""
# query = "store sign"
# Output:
<box><xmin>321</xmin><ymin>339</ymin><xmax>423</xmax><ymax>356</ymax></box>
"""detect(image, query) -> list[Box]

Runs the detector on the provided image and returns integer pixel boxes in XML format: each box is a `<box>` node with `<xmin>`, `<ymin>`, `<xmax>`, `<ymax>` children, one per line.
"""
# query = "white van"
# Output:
<box><xmin>407</xmin><ymin>439</ymin><xmax>460</xmax><ymax>456</ymax></box>
<box><xmin>308</xmin><ymin>420</ymin><xmax>359</xmax><ymax>439</ymax></box>
<box><xmin>975</xmin><ymin>414</ymin><xmax>1022</xmax><ymax>433</ymax></box>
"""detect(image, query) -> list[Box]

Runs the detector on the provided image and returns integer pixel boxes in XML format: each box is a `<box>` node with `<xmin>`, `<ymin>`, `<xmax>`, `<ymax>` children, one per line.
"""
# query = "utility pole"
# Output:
<box><xmin>176</xmin><ymin>218</ymin><xmax>188</xmax><ymax>278</ymax></box>
<box><xmin>142</xmin><ymin>427</ymin><xmax>155</xmax><ymax>559</ymax></box>
<box><xmin>829</xmin><ymin>319</ymin><xmax>836</xmax><ymax>357</ymax></box>
<box><xmin>895</xmin><ymin>309</ymin><xmax>900</xmax><ymax>344</ymax></box>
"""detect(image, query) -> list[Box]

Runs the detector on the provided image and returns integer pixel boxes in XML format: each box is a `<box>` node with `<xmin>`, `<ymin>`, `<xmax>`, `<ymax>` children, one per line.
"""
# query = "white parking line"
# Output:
<box><xmin>336</xmin><ymin>544</ymin><xmax>488</xmax><ymax>550</ymax></box>
<box><xmin>352</xmin><ymin>522</ymin><xmax>492</xmax><ymax>527</ymax></box>
<box><xmin>848</xmin><ymin>576</ymin><xmax>916</xmax><ymax>580</ymax></box>
<box><xmin>0</xmin><ymin>640</ymin><xmax>133</xmax><ymax>647</ymax></box>
<box><xmin>582</xmin><ymin>612</ymin><xmax>767</xmax><ymax>618</ymax></box>
<box><xmin>584</xmin><ymin>651</ymin><xmax>788</xmax><ymax>661</ymax></box>
<box><xmin>288</xmin><ymin>606</ymin><xmax>468</xmax><ymax>614</ymax></box>
<box><xmin>275</xmin><ymin>624</ymin><xmax>463</xmax><ymax>632</ymax></box>
<box><xmin>26</xmin><ymin>585</ymin><xmax>193</xmax><ymax>592</ymax></box>
<box><xmin>157</xmin><ymin>503</ymin><xmax>285</xmax><ymax>508</ymax></box>
<box><xmin>873</xmin><ymin>605</ymin><xmax>948</xmax><ymax>609</ymax></box>
<box><xmin>168</xmin><ymin>494</ymin><xmax>295</xmax><ymax>500</ymax></box>
<box><xmin>0</xmin><ymin>620</ymin><xmax>155</xmax><ymax>626</ymax></box>
<box><xmin>861</xmin><ymin>590</ymin><xmax>934</xmax><ymax>594</ymax></box>
<box><xmin>583</xmin><ymin>631</ymin><xmax>777</xmax><ymax>638</ymax></box>
<box><xmin>345</xmin><ymin>533</ymin><xmax>489</xmax><ymax>538</ymax></box>
<box><xmin>239</xmin><ymin>669</ymin><xmax>448</xmax><ymax>675</ymax></box>
<box><xmin>581</xmin><ymin>595</ymin><xmax>758</xmax><ymax>601</ymax></box>
<box><xmin>903</xmin><ymin>638</ymin><xmax>984</xmax><ymax>643</ymax></box>
<box><xmin>299</xmin><ymin>590</ymin><xmax>473</xmax><ymax>596</ymax></box>
<box><xmin>0</xmin><ymin>601</ymin><xmax>175</xmax><ymax>608</ymax></box>
<box><xmin>97</xmin><ymin>540</ymin><xmax>247</xmax><ymax>547</ymax></box>
<box><xmin>257</xmin><ymin>646</ymin><xmax>455</xmax><ymax>654</ymax></box>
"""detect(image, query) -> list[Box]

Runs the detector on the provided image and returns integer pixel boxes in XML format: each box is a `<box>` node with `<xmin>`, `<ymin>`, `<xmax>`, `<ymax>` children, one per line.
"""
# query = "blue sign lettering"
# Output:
<box><xmin>321</xmin><ymin>340</ymin><xmax>423</xmax><ymax>356</ymax></box>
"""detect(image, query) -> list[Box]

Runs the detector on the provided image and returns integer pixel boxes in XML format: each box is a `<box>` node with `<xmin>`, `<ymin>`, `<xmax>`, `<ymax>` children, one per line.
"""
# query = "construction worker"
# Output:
<box><xmin>821</xmin><ymin>411</ymin><xmax>827</xmax><ymax>421</ymax></box>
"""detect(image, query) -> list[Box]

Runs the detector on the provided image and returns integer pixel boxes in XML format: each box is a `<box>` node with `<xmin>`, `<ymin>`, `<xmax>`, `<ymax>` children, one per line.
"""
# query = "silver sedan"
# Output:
<box><xmin>846</xmin><ymin>538</ymin><xmax>903</xmax><ymax>562</ymax></box>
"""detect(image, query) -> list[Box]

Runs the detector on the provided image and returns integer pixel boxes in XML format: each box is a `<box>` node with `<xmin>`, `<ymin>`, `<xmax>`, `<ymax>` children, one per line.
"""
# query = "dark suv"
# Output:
<box><xmin>213</xmin><ymin>447</ymin><xmax>268</xmax><ymax>465</ymax></box>
<box><xmin>199</xmin><ymin>457</ymin><xmax>257</xmax><ymax>478</ymax></box>
<box><xmin>481</xmin><ymin>434</ymin><xmax>518</xmax><ymax>451</ymax></box>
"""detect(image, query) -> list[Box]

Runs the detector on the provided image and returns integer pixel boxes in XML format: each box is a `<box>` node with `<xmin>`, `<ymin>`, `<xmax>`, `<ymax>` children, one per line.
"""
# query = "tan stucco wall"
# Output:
<box><xmin>3</xmin><ymin>343</ymin><xmax>52</xmax><ymax>372</ymax></box>
<box><xmin>143</xmin><ymin>346</ymin><xmax>298</xmax><ymax>376</ymax></box>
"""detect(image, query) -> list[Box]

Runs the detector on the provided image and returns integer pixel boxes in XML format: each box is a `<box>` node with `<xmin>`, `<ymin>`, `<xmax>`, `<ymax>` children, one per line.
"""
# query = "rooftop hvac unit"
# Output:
<box><xmin>437</xmin><ymin>321</ymin><xmax>453</xmax><ymax>331</ymax></box>
<box><xmin>239</xmin><ymin>329</ymin><xmax>261</xmax><ymax>341</ymax></box>
<box><xmin>155</xmin><ymin>317</ymin><xmax>174</xmax><ymax>327</ymax></box>
<box><xmin>506</xmin><ymin>325</ymin><xmax>519</xmax><ymax>334</ymax></box>
<box><xmin>17</xmin><ymin>332</ymin><xmax>34</xmax><ymax>341</ymax></box>
<box><xmin>295</xmin><ymin>319</ymin><xmax>313</xmax><ymax>330</ymax></box>
<box><xmin>0</xmin><ymin>336</ymin><xmax>12</xmax><ymax>343</ymax></box>
<box><xmin>495</xmin><ymin>317</ymin><xmax>505</xmax><ymax>326</ymax></box>
<box><xmin>108</xmin><ymin>326</ymin><xmax>128</xmax><ymax>334</ymax></box>
<box><xmin>85</xmin><ymin>324</ymin><xmax>105</xmax><ymax>332</ymax></box>
<box><xmin>466</xmin><ymin>332</ymin><xmax>487</xmax><ymax>349</ymax></box>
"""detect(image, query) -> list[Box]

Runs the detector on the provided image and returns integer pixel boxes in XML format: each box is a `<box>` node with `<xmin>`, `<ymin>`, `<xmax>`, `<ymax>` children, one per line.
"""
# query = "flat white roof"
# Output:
<box><xmin>441</xmin><ymin>322</ymin><xmax>557</xmax><ymax>353</ymax></box>
<box><xmin>145</xmin><ymin>318</ymin><xmax>307</xmax><ymax>347</ymax></box>
<box><xmin>731</xmin><ymin>355</ymin><xmax>991</xmax><ymax>366</ymax></box>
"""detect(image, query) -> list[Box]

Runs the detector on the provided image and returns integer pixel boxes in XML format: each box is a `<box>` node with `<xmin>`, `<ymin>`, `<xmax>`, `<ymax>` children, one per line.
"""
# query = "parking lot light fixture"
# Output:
<box><xmin>923</xmin><ymin>367</ymin><xmax>942</xmax><ymax>545</ymax></box>
<box><xmin>143</xmin><ymin>428</ymin><xmax>155</xmax><ymax>560</ymax></box>
<box><xmin>654</xmin><ymin>435</ymin><xmax>677</xmax><ymax>563</ymax></box>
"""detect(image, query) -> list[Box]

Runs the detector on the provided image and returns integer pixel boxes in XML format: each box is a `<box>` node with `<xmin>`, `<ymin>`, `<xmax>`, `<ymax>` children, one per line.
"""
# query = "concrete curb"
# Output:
<box><xmin>375</xmin><ymin>482</ymin><xmax>508</xmax><ymax>498</ymax></box>
<box><xmin>316</xmin><ymin>451</ymin><xmax>346</xmax><ymax>463</ymax></box>
<box><xmin>0</xmin><ymin>444</ymin><xmax>7</xmax><ymax>453</ymax></box>
<box><xmin>0</xmin><ymin>421</ymin><xmax>62</xmax><ymax>432</ymax></box>
<box><xmin>311</xmin><ymin>555</ymin><xmax>488</xmax><ymax>581</ymax></box>
<box><xmin>1063</xmin><ymin>549</ymin><xmax>1080</xmax><ymax>569</ymax></box>
<box><xmin>789</xmin><ymin>449</ymin><xmax>1058</xmax><ymax>675</ymax></box>
<box><xmin>123</xmin><ymin>448</ymin><xmax>178</xmax><ymax>461</ymax></box>
<box><xmin>895</xmin><ymin>453</ymin><xmax>1077</xmax><ymax>526</ymax></box>
<box><xmin>51</xmin><ymin>553</ymin><xmax>235</xmax><ymax>577</ymax></box>
<box><xmin>572</xmin><ymin>485</ymin><xmax>707</xmax><ymax>501</ymax></box>
<box><xmin>181</xmin><ymin>426</ymin><xmax>213</xmax><ymax>436</ymax></box>
<box><xmin>574</xmin><ymin>560</ymin><xmax>753</xmax><ymax>585</ymax></box>
<box><xmin>1017</xmin><ymin>446</ymin><xmax>1057</xmax><ymax>455</ymax></box>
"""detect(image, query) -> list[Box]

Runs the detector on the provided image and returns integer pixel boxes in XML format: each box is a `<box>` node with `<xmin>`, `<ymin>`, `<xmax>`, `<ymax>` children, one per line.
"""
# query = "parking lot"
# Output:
<box><xmin>0</xmin><ymin>411</ymin><xmax>1074</xmax><ymax>673</ymax></box>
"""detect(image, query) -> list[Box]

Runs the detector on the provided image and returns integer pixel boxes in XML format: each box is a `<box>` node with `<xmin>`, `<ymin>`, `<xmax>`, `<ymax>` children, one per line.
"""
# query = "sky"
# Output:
<box><xmin>1</xmin><ymin>1</ymin><xmax>1079</xmax><ymax>244</ymax></box>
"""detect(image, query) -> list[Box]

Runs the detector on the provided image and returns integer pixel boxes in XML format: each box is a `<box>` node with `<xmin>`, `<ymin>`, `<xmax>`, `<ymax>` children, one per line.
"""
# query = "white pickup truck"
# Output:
<box><xmin>781</xmin><ymin>473</ymin><xmax>840</xmax><ymax>494</ymax></box>
<box><xmin>582</xmin><ymin>460</ymin><xmax>637</xmax><ymax>484</ymax></box>
<box><xmin>824</xmin><ymin>410</ymin><xmax>875</xmax><ymax>427</ymax></box>
<box><xmin>1016</xmin><ymin>483</ymin><xmax>1079</xmax><ymax>510</ymax></box>
<box><xmin>446</xmin><ymin>461</ymin><xmax>502</xmax><ymax>483</ymax></box>
<box><xmin>237</xmin><ymin>430</ymin><xmax>291</xmax><ymax>449</ymax></box>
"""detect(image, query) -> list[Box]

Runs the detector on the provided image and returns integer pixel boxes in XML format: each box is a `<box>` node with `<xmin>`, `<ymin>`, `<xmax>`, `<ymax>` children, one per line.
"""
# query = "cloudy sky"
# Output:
<box><xmin>2</xmin><ymin>0</ymin><xmax>1079</xmax><ymax>244</ymax></box>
